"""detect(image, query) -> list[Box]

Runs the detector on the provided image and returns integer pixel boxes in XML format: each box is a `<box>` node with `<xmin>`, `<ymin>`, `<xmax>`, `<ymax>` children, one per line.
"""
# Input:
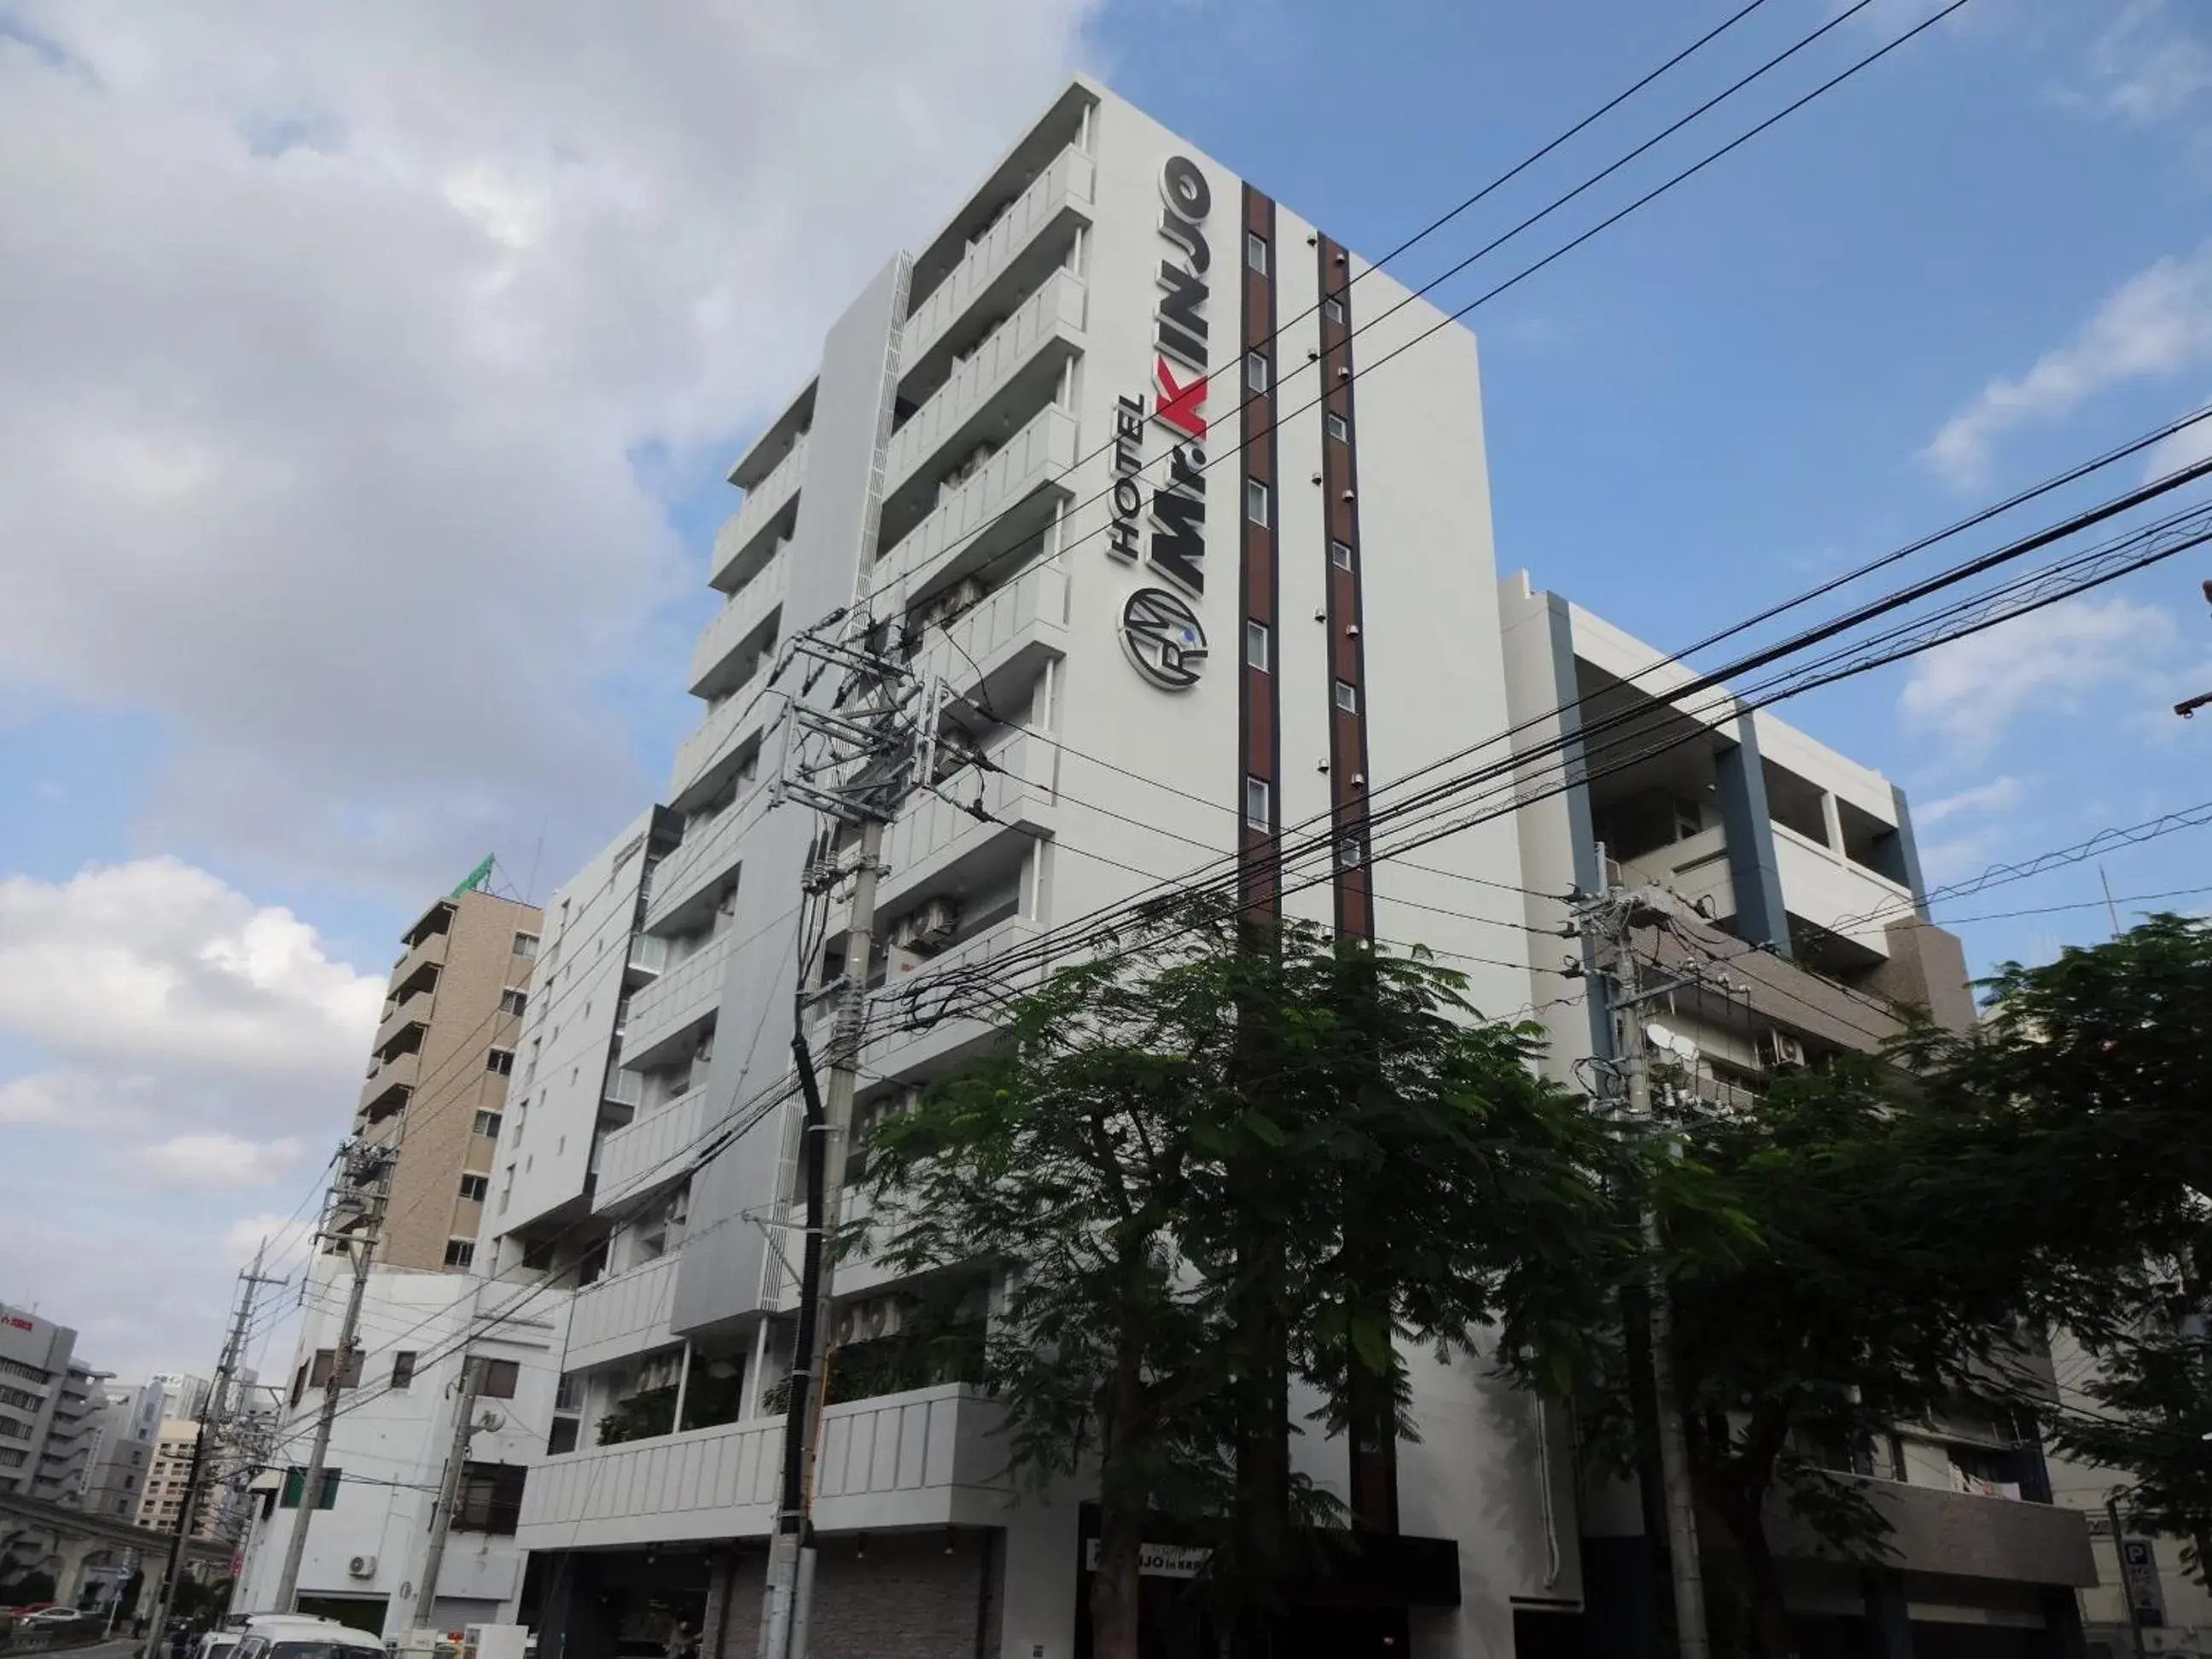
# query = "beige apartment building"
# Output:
<box><xmin>134</xmin><ymin>1420</ymin><xmax>224</xmax><ymax>1542</ymax></box>
<box><xmin>357</xmin><ymin>886</ymin><xmax>543</xmax><ymax>1273</ymax></box>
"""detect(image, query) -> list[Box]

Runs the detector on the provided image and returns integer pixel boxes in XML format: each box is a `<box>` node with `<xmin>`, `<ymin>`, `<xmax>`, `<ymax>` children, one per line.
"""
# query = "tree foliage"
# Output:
<box><xmin>860</xmin><ymin>907</ymin><xmax>1636</xmax><ymax>1659</ymax></box>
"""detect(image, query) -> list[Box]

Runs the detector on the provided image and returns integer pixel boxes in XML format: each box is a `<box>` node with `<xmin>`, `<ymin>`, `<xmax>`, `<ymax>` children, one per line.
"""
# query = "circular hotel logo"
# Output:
<box><xmin>1121</xmin><ymin>587</ymin><xmax>1207</xmax><ymax>691</ymax></box>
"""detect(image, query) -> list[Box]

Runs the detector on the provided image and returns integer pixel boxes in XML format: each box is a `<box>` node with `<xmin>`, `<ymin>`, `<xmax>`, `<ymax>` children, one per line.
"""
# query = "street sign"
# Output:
<box><xmin>2120</xmin><ymin>1536</ymin><xmax>2167</xmax><ymax>1628</ymax></box>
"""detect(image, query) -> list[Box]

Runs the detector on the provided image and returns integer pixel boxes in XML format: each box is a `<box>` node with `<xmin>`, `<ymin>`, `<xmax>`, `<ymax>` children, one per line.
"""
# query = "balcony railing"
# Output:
<box><xmin>872</xmin><ymin>405</ymin><xmax>1077</xmax><ymax>598</ymax></box>
<box><xmin>515</xmin><ymin>1384</ymin><xmax>1008</xmax><ymax>1551</ymax></box>
<box><xmin>564</xmin><ymin>1254</ymin><xmax>678</xmax><ymax>1372</ymax></box>
<box><xmin>707</xmin><ymin>433</ymin><xmax>806</xmax><ymax>591</ymax></box>
<box><xmin>882</xmin><ymin>269</ymin><xmax>1085</xmax><ymax>504</ymax></box>
<box><xmin>881</xmin><ymin>732</ymin><xmax>1056</xmax><ymax>912</ymax></box>
<box><xmin>626</xmin><ymin>933</ymin><xmax>670</xmax><ymax>981</ymax></box>
<box><xmin>595</xmin><ymin>1090</ymin><xmax>707</xmax><ymax>1213</ymax></box>
<box><xmin>688</xmin><ymin>541</ymin><xmax>789</xmax><ymax>698</ymax></box>
<box><xmin>1771</xmin><ymin>822</ymin><xmax>1913</xmax><ymax>955</ymax></box>
<box><xmin>911</xmin><ymin>560</ymin><xmax>1070</xmax><ymax>703</ymax></box>
<box><xmin>668</xmin><ymin>656</ymin><xmax>777</xmax><ymax>812</ymax></box>
<box><xmin>900</xmin><ymin>144</ymin><xmax>1096</xmax><ymax>381</ymax></box>
<box><xmin>619</xmin><ymin>930</ymin><xmax>734</xmax><ymax>1072</ymax></box>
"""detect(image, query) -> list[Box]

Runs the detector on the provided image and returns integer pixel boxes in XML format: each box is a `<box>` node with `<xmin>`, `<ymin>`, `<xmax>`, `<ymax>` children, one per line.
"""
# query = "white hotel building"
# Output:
<box><xmin>480</xmin><ymin>75</ymin><xmax>2097</xmax><ymax>1659</ymax></box>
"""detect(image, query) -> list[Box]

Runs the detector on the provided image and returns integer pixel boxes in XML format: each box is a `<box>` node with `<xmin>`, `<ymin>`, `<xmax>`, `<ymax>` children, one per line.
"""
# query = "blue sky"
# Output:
<box><xmin>3</xmin><ymin>0</ymin><xmax>2209</xmax><ymax>1377</ymax></box>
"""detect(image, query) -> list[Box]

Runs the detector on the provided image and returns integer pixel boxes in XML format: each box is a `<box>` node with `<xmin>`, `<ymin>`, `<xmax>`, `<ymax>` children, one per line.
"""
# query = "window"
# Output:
<box><xmin>390</xmin><ymin>1353</ymin><xmax>417</xmax><ymax>1391</ymax></box>
<box><xmin>473</xmin><ymin>1109</ymin><xmax>502</xmax><ymax>1138</ymax></box>
<box><xmin>1330</xmin><ymin>539</ymin><xmax>1353</xmax><ymax>571</ymax></box>
<box><xmin>1335</xmin><ymin>680</ymin><xmax>1359</xmax><ymax>713</ymax></box>
<box><xmin>1245</xmin><ymin>479</ymin><xmax>1270</xmax><ymax>527</ymax></box>
<box><xmin>1322</xmin><ymin>295</ymin><xmax>1344</xmax><ymax>323</ymax></box>
<box><xmin>307</xmin><ymin>1348</ymin><xmax>363</xmax><ymax>1390</ymax></box>
<box><xmin>1244</xmin><ymin>620</ymin><xmax>1271</xmax><ymax>672</ymax></box>
<box><xmin>1245</xmin><ymin>352</ymin><xmax>1269</xmax><ymax>393</ymax></box>
<box><xmin>478</xmin><ymin>1359</ymin><xmax>521</xmax><ymax>1400</ymax></box>
<box><xmin>499</xmin><ymin>988</ymin><xmax>527</xmax><ymax>1016</ymax></box>
<box><xmin>444</xmin><ymin>1238</ymin><xmax>476</xmax><ymax>1270</ymax></box>
<box><xmin>452</xmin><ymin>1461</ymin><xmax>527</xmax><ymax>1535</ymax></box>
<box><xmin>278</xmin><ymin>1466</ymin><xmax>341</xmax><ymax>1510</ymax></box>
<box><xmin>511</xmin><ymin>931</ymin><xmax>539</xmax><ymax>960</ymax></box>
<box><xmin>1325</xmin><ymin>410</ymin><xmax>1348</xmax><ymax>444</ymax></box>
<box><xmin>1246</xmin><ymin>230</ymin><xmax>1267</xmax><ymax>274</ymax></box>
<box><xmin>458</xmin><ymin>1173</ymin><xmax>489</xmax><ymax>1202</ymax></box>
<box><xmin>485</xmin><ymin>1048</ymin><xmax>514</xmax><ymax>1076</ymax></box>
<box><xmin>546</xmin><ymin>1417</ymin><xmax>580</xmax><ymax>1456</ymax></box>
<box><xmin>1244</xmin><ymin>776</ymin><xmax>1272</xmax><ymax>830</ymax></box>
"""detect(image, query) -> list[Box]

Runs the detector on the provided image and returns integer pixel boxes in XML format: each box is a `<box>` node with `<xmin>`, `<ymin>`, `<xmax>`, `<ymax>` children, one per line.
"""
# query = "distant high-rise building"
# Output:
<box><xmin>356</xmin><ymin>883</ymin><xmax>543</xmax><ymax>1273</ymax></box>
<box><xmin>0</xmin><ymin>1301</ymin><xmax>105</xmax><ymax>1505</ymax></box>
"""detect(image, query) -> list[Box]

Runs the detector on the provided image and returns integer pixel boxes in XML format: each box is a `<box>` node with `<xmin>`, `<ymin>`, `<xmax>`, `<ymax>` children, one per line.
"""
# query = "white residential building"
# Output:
<box><xmin>457</xmin><ymin>71</ymin><xmax>2093</xmax><ymax>1659</ymax></box>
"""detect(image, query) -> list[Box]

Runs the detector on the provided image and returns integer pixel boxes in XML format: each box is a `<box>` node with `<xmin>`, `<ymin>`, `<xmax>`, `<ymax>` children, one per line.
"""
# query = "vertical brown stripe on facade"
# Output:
<box><xmin>1318</xmin><ymin>231</ymin><xmax>1395</xmax><ymax>1540</ymax></box>
<box><xmin>1239</xmin><ymin>186</ymin><xmax>1281</xmax><ymax>919</ymax></box>
<box><xmin>1316</xmin><ymin>236</ymin><xmax>1374</xmax><ymax>944</ymax></box>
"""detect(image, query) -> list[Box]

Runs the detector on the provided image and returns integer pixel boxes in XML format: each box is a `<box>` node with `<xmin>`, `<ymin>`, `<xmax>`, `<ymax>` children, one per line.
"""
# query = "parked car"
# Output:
<box><xmin>23</xmin><ymin>1609</ymin><xmax>90</xmax><ymax>1626</ymax></box>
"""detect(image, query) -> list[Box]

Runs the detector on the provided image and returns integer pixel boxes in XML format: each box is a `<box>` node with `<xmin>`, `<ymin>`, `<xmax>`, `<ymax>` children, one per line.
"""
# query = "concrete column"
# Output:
<box><xmin>697</xmin><ymin>1548</ymin><xmax>757</xmax><ymax>1659</ymax></box>
<box><xmin>1713</xmin><ymin>720</ymin><xmax>1791</xmax><ymax>957</ymax></box>
<box><xmin>1888</xmin><ymin>784</ymin><xmax>1930</xmax><ymax>917</ymax></box>
<box><xmin>1545</xmin><ymin>595</ymin><xmax>1611</xmax><ymax>1057</ymax></box>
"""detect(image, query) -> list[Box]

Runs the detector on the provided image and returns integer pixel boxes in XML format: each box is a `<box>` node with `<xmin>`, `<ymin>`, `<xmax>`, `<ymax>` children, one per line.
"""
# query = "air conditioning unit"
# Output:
<box><xmin>346</xmin><ymin>1553</ymin><xmax>376</xmax><ymax>1579</ymax></box>
<box><xmin>1761</xmin><ymin>1032</ymin><xmax>1808</xmax><ymax>1071</ymax></box>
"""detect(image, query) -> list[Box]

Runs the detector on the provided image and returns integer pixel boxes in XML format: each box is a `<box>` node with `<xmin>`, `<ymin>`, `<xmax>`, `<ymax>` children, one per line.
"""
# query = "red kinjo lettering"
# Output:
<box><xmin>1152</xmin><ymin>357</ymin><xmax>1208</xmax><ymax>440</ymax></box>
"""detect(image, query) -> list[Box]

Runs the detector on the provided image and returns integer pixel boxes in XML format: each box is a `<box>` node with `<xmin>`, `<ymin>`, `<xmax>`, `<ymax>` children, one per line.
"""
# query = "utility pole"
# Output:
<box><xmin>1582</xmin><ymin>882</ymin><xmax>1711</xmax><ymax>1659</ymax></box>
<box><xmin>2175</xmin><ymin>579</ymin><xmax>2212</xmax><ymax>719</ymax></box>
<box><xmin>143</xmin><ymin>1243</ymin><xmax>276</xmax><ymax>1659</ymax></box>
<box><xmin>273</xmin><ymin>1140</ymin><xmax>392</xmax><ymax>1614</ymax></box>
<box><xmin>758</xmin><ymin>626</ymin><xmax>931</xmax><ymax>1659</ymax></box>
<box><xmin>411</xmin><ymin>1354</ymin><xmax>487</xmax><ymax>1632</ymax></box>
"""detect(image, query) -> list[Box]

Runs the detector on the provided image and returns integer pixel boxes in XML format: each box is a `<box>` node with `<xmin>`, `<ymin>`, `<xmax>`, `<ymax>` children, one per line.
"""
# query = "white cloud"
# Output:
<box><xmin>1917</xmin><ymin>830</ymin><xmax>2000</xmax><ymax>886</ymax></box>
<box><xmin>0</xmin><ymin>1069</ymin><xmax>154</xmax><ymax>1128</ymax></box>
<box><xmin>1923</xmin><ymin>245</ymin><xmax>2212</xmax><ymax>486</ymax></box>
<box><xmin>0</xmin><ymin>856</ymin><xmax>382</xmax><ymax>1074</ymax></box>
<box><xmin>222</xmin><ymin>1213</ymin><xmax>317</xmax><ymax>1276</ymax></box>
<box><xmin>128</xmin><ymin>1132</ymin><xmax>305</xmax><ymax>1189</ymax></box>
<box><xmin>2090</xmin><ymin>0</ymin><xmax>2212</xmax><ymax>122</ymax></box>
<box><xmin>1899</xmin><ymin>596</ymin><xmax>2177</xmax><ymax>752</ymax></box>
<box><xmin>1916</xmin><ymin>775</ymin><xmax>2022</xmax><ymax>824</ymax></box>
<box><xmin>0</xmin><ymin>0</ymin><xmax>1100</xmax><ymax>894</ymax></box>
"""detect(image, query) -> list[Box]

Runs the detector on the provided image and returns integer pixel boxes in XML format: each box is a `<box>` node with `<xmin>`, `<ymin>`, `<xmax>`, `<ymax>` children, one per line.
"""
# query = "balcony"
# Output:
<box><xmin>912</xmin><ymin>559</ymin><xmax>1070</xmax><ymax>710</ymax></box>
<box><xmin>620</xmin><ymin>930</ymin><xmax>733</xmax><ymax>1073</ymax></box>
<box><xmin>626</xmin><ymin>933</ymin><xmax>670</xmax><ymax>984</ymax></box>
<box><xmin>688</xmin><ymin>541</ymin><xmax>789</xmax><ymax>698</ymax></box>
<box><xmin>707</xmin><ymin>433</ymin><xmax>806</xmax><ymax>592</ymax></box>
<box><xmin>1620</xmin><ymin>824</ymin><xmax>1737</xmax><ymax>923</ymax></box>
<box><xmin>372</xmin><ymin>997</ymin><xmax>434</xmax><ymax>1060</ymax></box>
<box><xmin>387</xmin><ymin>924</ymin><xmax>450</xmax><ymax>998</ymax></box>
<box><xmin>864</xmin><ymin>917</ymin><xmax>1047</xmax><ymax>1080</ymax></box>
<box><xmin>643</xmin><ymin>794</ymin><xmax>759</xmax><ymax>938</ymax></box>
<box><xmin>514</xmin><ymin>1384</ymin><xmax>1009</xmax><ymax>1552</ymax></box>
<box><xmin>881</xmin><ymin>269</ymin><xmax>1085</xmax><ymax>525</ymax></box>
<box><xmin>872</xmin><ymin>405</ymin><xmax>1077</xmax><ymax>602</ymax></box>
<box><xmin>595</xmin><ymin>1091</ymin><xmax>707</xmax><ymax>1213</ymax></box>
<box><xmin>602</xmin><ymin>1061</ymin><xmax>644</xmax><ymax>1109</ymax></box>
<box><xmin>899</xmin><ymin>143</ymin><xmax>1096</xmax><ymax>388</ymax></box>
<box><xmin>564</xmin><ymin>1254</ymin><xmax>678</xmax><ymax>1372</ymax></box>
<box><xmin>1772</xmin><ymin>823</ymin><xmax>1913</xmax><ymax>958</ymax></box>
<box><xmin>668</xmin><ymin>655</ymin><xmax>777</xmax><ymax>813</ymax></box>
<box><xmin>1769</xmin><ymin>1476</ymin><xmax>2095</xmax><ymax>1586</ymax></box>
<box><xmin>880</xmin><ymin>732</ymin><xmax>1057</xmax><ymax>915</ymax></box>
<box><xmin>358</xmin><ymin>1049</ymin><xmax>421</xmax><ymax>1117</ymax></box>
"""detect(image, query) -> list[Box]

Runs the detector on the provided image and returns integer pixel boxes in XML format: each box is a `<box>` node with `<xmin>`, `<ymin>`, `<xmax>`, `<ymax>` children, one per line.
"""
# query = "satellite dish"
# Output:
<box><xmin>1644</xmin><ymin>1022</ymin><xmax>1700</xmax><ymax>1065</ymax></box>
<box><xmin>475</xmin><ymin>1409</ymin><xmax>505</xmax><ymax>1434</ymax></box>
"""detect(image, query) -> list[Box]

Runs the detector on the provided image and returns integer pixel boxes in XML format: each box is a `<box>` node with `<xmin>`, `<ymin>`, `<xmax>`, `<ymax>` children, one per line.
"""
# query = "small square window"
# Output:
<box><xmin>1335</xmin><ymin>680</ymin><xmax>1359</xmax><ymax>713</ymax></box>
<box><xmin>1330</xmin><ymin>540</ymin><xmax>1354</xmax><ymax>571</ymax></box>
<box><xmin>1337</xmin><ymin>835</ymin><xmax>1365</xmax><ymax>869</ymax></box>
<box><xmin>1244</xmin><ymin>620</ymin><xmax>1271</xmax><ymax>672</ymax></box>
<box><xmin>1245</xmin><ymin>479</ymin><xmax>1270</xmax><ymax>527</ymax></box>
<box><xmin>1244</xmin><ymin>776</ymin><xmax>1272</xmax><ymax>830</ymax></box>
<box><xmin>443</xmin><ymin>1238</ymin><xmax>476</xmax><ymax>1270</ymax></box>
<box><xmin>1246</xmin><ymin>231</ymin><xmax>1268</xmax><ymax>274</ymax></box>
<box><xmin>1322</xmin><ymin>296</ymin><xmax>1345</xmax><ymax>324</ymax></box>
<box><xmin>478</xmin><ymin>1359</ymin><xmax>521</xmax><ymax>1400</ymax></box>
<box><xmin>458</xmin><ymin>1173</ymin><xmax>489</xmax><ymax>1202</ymax></box>
<box><xmin>1325</xmin><ymin>411</ymin><xmax>1348</xmax><ymax>444</ymax></box>
<box><xmin>391</xmin><ymin>1352</ymin><xmax>416</xmax><ymax>1392</ymax></box>
<box><xmin>510</xmin><ymin>932</ymin><xmax>539</xmax><ymax>961</ymax></box>
<box><xmin>473</xmin><ymin>1109</ymin><xmax>502</xmax><ymax>1139</ymax></box>
<box><xmin>499</xmin><ymin>988</ymin><xmax>527</xmax><ymax>1016</ymax></box>
<box><xmin>1246</xmin><ymin>352</ymin><xmax>1269</xmax><ymax>393</ymax></box>
<box><xmin>486</xmin><ymin>1048</ymin><xmax>515</xmax><ymax>1076</ymax></box>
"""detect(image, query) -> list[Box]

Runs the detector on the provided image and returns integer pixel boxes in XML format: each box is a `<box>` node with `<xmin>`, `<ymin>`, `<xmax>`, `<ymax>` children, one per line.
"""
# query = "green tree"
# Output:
<box><xmin>1930</xmin><ymin>917</ymin><xmax>2212</xmax><ymax>1579</ymax></box>
<box><xmin>861</xmin><ymin>908</ymin><xmax>1634</xmax><ymax>1659</ymax></box>
<box><xmin>1592</xmin><ymin>1057</ymin><xmax>2048</xmax><ymax>1659</ymax></box>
